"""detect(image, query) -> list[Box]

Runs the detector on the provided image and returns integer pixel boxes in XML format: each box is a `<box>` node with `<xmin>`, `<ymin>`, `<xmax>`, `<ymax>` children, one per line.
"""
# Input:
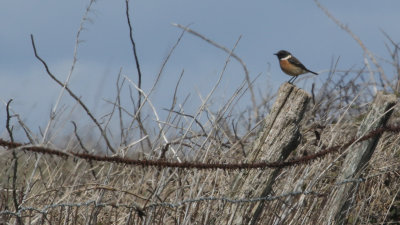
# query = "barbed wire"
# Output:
<box><xmin>0</xmin><ymin>200</ymin><xmax>147</xmax><ymax>219</ymax></box>
<box><xmin>144</xmin><ymin>190</ymin><xmax>325</xmax><ymax>209</ymax></box>
<box><xmin>1</xmin><ymin>124</ymin><xmax>399</xmax><ymax>171</ymax></box>
<box><xmin>0</xmin><ymin>190</ymin><xmax>323</xmax><ymax>219</ymax></box>
<box><xmin>1</xmin><ymin>171</ymin><xmax>397</xmax><ymax>220</ymax></box>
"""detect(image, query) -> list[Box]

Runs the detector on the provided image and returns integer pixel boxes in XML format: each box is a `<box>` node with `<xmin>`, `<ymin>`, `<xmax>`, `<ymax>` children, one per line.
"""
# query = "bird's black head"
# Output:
<box><xmin>274</xmin><ymin>50</ymin><xmax>291</xmax><ymax>59</ymax></box>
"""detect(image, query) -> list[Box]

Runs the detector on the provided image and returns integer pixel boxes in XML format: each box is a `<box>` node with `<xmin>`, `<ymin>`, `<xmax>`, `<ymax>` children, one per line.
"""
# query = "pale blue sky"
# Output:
<box><xmin>1</xmin><ymin>0</ymin><xmax>399</xmax><ymax>138</ymax></box>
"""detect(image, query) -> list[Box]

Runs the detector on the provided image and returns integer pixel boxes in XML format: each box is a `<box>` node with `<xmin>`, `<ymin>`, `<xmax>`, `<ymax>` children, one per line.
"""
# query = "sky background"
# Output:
<box><xmin>1</xmin><ymin>0</ymin><xmax>400</xmax><ymax>140</ymax></box>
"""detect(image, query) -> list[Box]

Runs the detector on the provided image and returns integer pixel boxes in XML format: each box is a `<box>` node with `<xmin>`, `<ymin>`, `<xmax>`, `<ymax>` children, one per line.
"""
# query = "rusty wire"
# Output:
<box><xmin>0</xmin><ymin>124</ymin><xmax>399</xmax><ymax>170</ymax></box>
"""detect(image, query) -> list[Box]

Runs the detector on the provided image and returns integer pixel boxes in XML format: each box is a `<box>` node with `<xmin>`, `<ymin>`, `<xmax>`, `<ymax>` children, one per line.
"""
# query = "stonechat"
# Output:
<box><xmin>274</xmin><ymin>50</ymin><xmax>318</xmax><ymax>83</ymax></box>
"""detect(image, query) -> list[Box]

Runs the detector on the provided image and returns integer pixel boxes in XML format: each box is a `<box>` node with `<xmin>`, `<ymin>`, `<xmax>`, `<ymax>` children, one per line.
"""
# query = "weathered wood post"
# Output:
<box><xmin>325</xmin><ymin>92</ymin><xmax>397</xmax><ymax>224</ymax></box>
<box><xmin>215</xmin><ymin>82</ymin><xmax>311</xmax><ymax>224</ymax></box>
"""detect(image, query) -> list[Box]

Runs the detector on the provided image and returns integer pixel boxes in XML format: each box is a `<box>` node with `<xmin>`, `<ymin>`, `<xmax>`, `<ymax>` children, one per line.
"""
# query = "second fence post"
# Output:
<box><xmin>216</xmin><ymin>82</ymin><xmax>311</xmax><ymax>225</ymax></box>
<box><xmin>325</xmin><ymin>92</ymin><xmax>397</xmax><ymax>224</ymax></box>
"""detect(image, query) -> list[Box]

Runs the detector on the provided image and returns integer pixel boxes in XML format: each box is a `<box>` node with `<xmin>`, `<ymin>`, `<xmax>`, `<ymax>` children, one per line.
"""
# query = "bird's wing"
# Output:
<box><xmin>289</xmin><ymin>56</ymin><xmax>318</xmax><ymax>75</ymax></box>
<box><xmin>288</xmin><ymin>56</ymin><xmax>308</xmax><ymax>71</ymax></box>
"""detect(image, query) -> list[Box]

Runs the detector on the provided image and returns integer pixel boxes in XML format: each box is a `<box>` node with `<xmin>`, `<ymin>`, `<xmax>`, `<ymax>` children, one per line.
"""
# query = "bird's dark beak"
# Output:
<box><xmin>273</xmin><ymin>53</ymin><xmax>278</xmax><ymax>55</ymax></box>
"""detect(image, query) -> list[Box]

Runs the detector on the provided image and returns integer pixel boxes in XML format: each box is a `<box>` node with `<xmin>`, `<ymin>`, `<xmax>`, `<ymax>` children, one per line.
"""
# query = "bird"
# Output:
<box><xmin>274</xmin><ymin>50</ymin><xmax>318</xmax><ymax>84</ymax></box>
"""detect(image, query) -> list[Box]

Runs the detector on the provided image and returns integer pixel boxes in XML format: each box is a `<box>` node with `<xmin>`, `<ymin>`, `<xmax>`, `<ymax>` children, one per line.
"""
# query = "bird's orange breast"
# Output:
<box><xmin>279</xmin><ymin>60</ymin><xmax>306</xmax><ymax>76</ymax></box>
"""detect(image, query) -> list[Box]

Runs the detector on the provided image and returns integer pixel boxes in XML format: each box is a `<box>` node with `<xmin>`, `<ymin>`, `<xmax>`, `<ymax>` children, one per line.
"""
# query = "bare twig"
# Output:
<box><xmin>183</xmin><ymin>36</ymin><xmax>242</xmax><ymax>159</ymax></box>
<box><xmin>157</xmin><ymin>70</ymin><xmax>185</xmax><ymax>150</ymax></box>
<box><xmin>71</xmin><ymin>121</ymin><xmax>97</xmax><ymax>179</ymax></box>
<box><xmin>124</xmin><ymin>76</ymin><xmax>182</xmax><ymax>162</ymax></box>
<box><xmin>172</xmin><ymin>23</ymin><xmax>258</xmax><ymax>120</ymax></box>
<box><xmin>125</xmin><ymin>0</ymin><xmax>143</xmax><ymax>107</ymax></box>
<box><xmin>380</xmin><ymin>29</ymin><xmax>400</xmax><ymax>92</ymax></box>
<box><xmin>314</xmin><ymin>0</ymin><xmax>393</xmax><ymax>92</ymax></box>
<box><xmin>30</xmin><ymin>34</ymin><xmax>116</xmax><ymax>154</ymax></box>
<box><xmin>164</xmin><ymin>109</ymin><xmax>206</xmax><ymax>135</ymax></box>
<box><xmin>126</xmin><ymin>25</ymin><xmax>188</xmax><ymax>152</ymax></box>
<box><xmin>6</xmin><ymin>100</ymin><xmax>23</xmax><ymax>225</ymax></box>
<box><xmin>124</xmin><ymin>0</ymin><xmax>154</xmax><ymax>152</ymax></box>
<box><xmin>1</xmin><ymin>98</ymin><xmax>36</xmax><ymax>142</ymax></box>
<box><xmin>41</xmin><ymin>0</ymin><xmax>96</xmax><ymax>142</ymax></box>
<box><xmin>6</xmin><ymin>99</ymin><xmax>14</xmax><ymax>143</ymax></box>
<box><xmin>115</xmin><ymin>71</ymin><xmax>126</xmax><ymax>145</ymax></box>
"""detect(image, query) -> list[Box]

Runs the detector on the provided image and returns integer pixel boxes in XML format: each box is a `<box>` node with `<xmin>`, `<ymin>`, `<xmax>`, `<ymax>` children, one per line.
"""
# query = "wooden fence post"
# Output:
<box><xmin>325</xmin><ymin>92</ymin><xmax>397</xmax><ymax>224</ymax></box>
<box><xmin>215</xmin><ymin>82</ymin><xmax>311</xmax><ymax>225</ymax></box>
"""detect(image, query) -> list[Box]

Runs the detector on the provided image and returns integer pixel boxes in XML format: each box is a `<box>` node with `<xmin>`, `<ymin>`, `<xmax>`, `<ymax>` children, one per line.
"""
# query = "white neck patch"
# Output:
<box><xmin>281</xmin><ymin>55</ymin><xmax>292</xmax><ymax>60</ymax></box>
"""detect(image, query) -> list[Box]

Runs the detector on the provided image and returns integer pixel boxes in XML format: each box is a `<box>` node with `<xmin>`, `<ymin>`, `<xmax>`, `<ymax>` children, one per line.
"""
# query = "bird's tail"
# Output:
<box><xmin>307</xmin><ymin>69</ymin><xmax>318</xmax><ymax>75</ymax></box>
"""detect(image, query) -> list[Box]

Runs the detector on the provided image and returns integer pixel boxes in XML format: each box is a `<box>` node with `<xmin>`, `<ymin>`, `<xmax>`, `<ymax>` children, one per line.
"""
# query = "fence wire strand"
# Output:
<box><xmin>0</xmin><ymin>124</ymin><xmax>399</xmax><ymax>170</ymax></box>
<box><xmin>1</xmin><ymin>172</ymin><xmax>396</xmax><ymax>219</ymax></box>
